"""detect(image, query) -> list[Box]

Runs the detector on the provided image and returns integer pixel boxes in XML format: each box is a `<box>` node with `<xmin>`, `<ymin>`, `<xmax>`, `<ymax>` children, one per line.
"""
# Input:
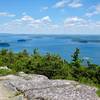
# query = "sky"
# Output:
<box><xmin>0</xmin><ymin>0</ymin><xmax>100</xmax><ymax>35</ymax></box>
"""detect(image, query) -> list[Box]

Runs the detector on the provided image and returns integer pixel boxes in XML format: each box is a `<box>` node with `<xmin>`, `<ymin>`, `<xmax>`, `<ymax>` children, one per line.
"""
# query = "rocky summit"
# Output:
<box><xmin>0</xmin><ymin>73</ymin><xmax>99</xmax><ymax>100</ymax></box>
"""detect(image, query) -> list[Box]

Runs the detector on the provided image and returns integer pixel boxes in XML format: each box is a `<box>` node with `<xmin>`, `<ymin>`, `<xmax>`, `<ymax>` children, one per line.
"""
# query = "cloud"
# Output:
<box><xmin>0</xmin><ymin>12</ymin><xmax>15</xmax><ymax>17</ymax></box>
<box><xmin>53</xmin><ymin>0</ymin><xmax>82</xmax><ymax>8</ymax></box>
<box><xmin>19</xmin><ymin>15</ymin><xmax>52</xmax><ymax>26</ymax></box>
<box><xmin>64</xmin><ymin>16</ymin><xmax>88</xmax><ymax>26</ymax></box>
<box><xmin>86</xmin><ymin>4</ymin><xmax>100</xmax><ymax>17</ymax></box>
<box><xmin>41</xmin><ymin>16</ymin><xmax>52</xmax><ymax>24</ymax></box>
<box><xmin>53</xmin><ymin>0</ymin><xmax>70</xmax><ymax>8</ymax></box>
<box><xmin>0</xmin><ymin>15</ymin><xmax>60</xmax><ymax>34</ymax></box>
<box><xmin>41</xmin><ymin>6</ymin><xmax>49</xmax><ymax>12</ymax></box>
<box><xmin>21</xmin><ymin>15</ymin><xmax>34</xmax><ymax>21</ymax></box>
<box><xmin>68</xmin><ymin>0</ymin><xmax>83</xmax><ymax>8</ymax></box>
<box><xmin>64</xmin><ymin>16</ymin><xmax>100</xmax><ymax>34</ymax></box>
<box><xmin>0</xmin><ymin>15</ymin><xmax>100</xmax><ymax>35</ymax></box>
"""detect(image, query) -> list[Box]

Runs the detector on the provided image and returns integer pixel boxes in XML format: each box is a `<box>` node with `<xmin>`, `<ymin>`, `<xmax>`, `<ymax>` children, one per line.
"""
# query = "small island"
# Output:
<box><xmin>17</xmin><ymin>39</ymin><xmax>27</xmax><ymax>42</ymax></box>
<box><xmin>0</xmin><ymin>42</ymin><xmax>10</xmax><ymax>47</ymax></box>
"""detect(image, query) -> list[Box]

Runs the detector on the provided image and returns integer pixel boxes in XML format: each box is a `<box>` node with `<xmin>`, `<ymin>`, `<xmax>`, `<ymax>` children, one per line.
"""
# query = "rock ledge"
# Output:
<box><xmin>0</xmin><ymin>73</ymin><xmax>99</xmax><ymax>100</ymax></box>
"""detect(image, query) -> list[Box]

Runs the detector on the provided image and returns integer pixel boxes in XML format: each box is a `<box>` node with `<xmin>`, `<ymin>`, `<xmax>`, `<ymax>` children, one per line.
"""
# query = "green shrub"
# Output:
<box><xmin>96</xmin><ymin>89</ymin><xmax>100</xmax><ymax>97</ymax></box>
<box><xmin>0</xmin><ymin>48</ymin><xmax>99</xmax><ymax>97</ymax></box>
<box><xmin>0</xmin><ymin>69</ymin><xmax>16</xmax><ymax>76</ymax></box>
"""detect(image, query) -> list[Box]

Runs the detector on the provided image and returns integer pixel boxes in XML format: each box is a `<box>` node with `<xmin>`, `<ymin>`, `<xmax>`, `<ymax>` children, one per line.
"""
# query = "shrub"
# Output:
<box><xmin>0</xmin><ymin>48</ymin><xmax>99</xmax><ymax>96</ymax></box>
<box><xmin>0</xmin><ymin>69</ymin><xmax>16</xmax><ymax>76</ymax></box>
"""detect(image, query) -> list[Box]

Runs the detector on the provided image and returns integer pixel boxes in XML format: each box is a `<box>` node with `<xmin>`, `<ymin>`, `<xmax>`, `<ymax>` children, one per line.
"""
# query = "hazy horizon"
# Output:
<box><xmin>0</xmin><ymin>33</ymin><xmax>100</xmax><ymax>36</ymax></box>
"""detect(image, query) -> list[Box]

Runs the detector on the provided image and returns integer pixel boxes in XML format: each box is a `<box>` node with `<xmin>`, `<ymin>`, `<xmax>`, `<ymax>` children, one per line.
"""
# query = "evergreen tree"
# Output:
<box><xmin>71</xmin><ymin>48</ymin><xmax>81</xmax><ymax>67</ymax></box>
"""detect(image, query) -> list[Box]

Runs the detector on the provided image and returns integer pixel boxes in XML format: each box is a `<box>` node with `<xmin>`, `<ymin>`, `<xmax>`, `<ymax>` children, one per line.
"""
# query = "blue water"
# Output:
<box><xmin>0</xmin><ymin>33</ymin><xmax>100</xmax><ymax>65</ymax></box>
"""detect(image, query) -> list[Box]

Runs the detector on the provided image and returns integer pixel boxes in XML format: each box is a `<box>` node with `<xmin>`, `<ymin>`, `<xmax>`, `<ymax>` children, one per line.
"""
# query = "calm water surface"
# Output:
<box><xmin>0</xmin><ymin>34</ymin><xmax>100</xmax><ymax>65</ymax></box>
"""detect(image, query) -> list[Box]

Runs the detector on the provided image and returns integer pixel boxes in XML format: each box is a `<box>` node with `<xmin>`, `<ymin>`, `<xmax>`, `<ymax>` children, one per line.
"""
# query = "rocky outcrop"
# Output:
<box><xmin>0</xmin><ymin>73</ymin><xmax>99</xmax><ymax>100</ymax></box>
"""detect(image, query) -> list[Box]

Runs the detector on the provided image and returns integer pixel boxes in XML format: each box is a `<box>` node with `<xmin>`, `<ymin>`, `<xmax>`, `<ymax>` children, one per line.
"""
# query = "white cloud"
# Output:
<box><xmin>53</xmin><ymin>0</ymin><xmax>70</xmax><ymax>8</ymax></box>
<box><xmin>19</xmin><ymin>15</ymin><xmax>52</xmax><ymax>26</ymax></box>
<box><xmin>41</xmin><ymin>16</ymin><xmax>52</xmax><ymax>24</ymax></box>
<box><xmin>64</xmin><ymin>16</ymin><xmax>87</xmax><ymax>26</ymax></box>
<box><xmin>21</xmin><ymin>15</ymin><xmax>34</xmax><ymax>21</ymax></box>
<box><xmin>20</xmin><ymin>15</ymin><xmax>51</xmax><ymax>24</ymax></box>
<box><xmin>64</xmin><ymin>16</ymin><xmax>100</xmax><ymax>34</ymax></box>
<box><xmin>86</xmin><ymin>4</ymin><xmax>100</xmax><ymax>17</ymax></box>
<box><xmin>0</xmin><ymin>15</ymin><xmax>59</xmax><ymax>34</ymax></box>
<box><xmin>68</xmin><ymin>0</ymin><xmax>83</xmax><ymax>8</ymax></box>
<box><xmin>0</xmin><ymin>15</ymin><xmax>100</xmax><ymax>35</ymax></box>
<box><xmin>53</xmin><ymin>0</ymin><xmax>82</xmax><ymax>8</ymax></box>
<box><xmin>86</xmin><ymin>11</ymin><xmax>98</xmax><ymax>17</ymax></box>
<box><xmin>65</xmin><ymin>16</ymin><xmax>83</xmax><ymax>22</ymax></box>
<box><xmin>0</xmin><ymin>12</ymin><xmax>15</xmax><ymax>17</ymax></box>
<box><xmin>40</xmin><ymin>6</ymin><xmax>49</xmax><ymax>12</ymax></box>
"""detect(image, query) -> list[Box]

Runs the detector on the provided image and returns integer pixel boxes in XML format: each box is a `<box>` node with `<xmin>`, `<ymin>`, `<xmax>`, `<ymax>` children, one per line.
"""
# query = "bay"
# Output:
<box><xmin>0</xmin><ymin>33</ymin><xmax>100</xmax><ymax>65</ymax></box>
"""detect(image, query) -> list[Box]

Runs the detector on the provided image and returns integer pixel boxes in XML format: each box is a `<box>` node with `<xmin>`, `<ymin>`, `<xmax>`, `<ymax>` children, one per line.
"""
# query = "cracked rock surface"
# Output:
<box><xmin>0</xmin><ymin>73</ymin><xmax>100</xmax><ymax>100</ymax></box>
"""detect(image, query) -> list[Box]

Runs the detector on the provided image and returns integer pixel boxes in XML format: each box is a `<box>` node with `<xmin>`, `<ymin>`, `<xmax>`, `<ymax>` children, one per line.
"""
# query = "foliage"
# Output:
<box><xmin>96</xmin><ymin>89</ymin><xmax>100</xmax><ymax>97</ymax></box>
<box><xmin>0</xmin><ymin>69</ymin><xmax>16</xmax><ymax>76</ymax></box>
<box><xmin>71</xmin><ymin>48</ymin><xmax>81</xmax><ymax>67</ymax></box>
<box><xmin>0</xmin><ymin>48</ymin><xmax>99</xmax><ymax>96</ymax></box>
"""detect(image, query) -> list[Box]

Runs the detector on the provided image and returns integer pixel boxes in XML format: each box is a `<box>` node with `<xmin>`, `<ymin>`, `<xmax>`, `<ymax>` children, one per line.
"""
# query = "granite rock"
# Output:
<box><xmin>0</xmin><ymin>73</ymin><xmax>99</xmax><ymax>100</ymax></box>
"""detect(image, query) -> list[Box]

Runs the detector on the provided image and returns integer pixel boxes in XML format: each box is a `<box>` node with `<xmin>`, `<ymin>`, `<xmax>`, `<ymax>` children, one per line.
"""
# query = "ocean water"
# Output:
<box><xmin>0</xmin><ymin>33</ymin><xmax>100</xmax><ymax>65</ymax></box>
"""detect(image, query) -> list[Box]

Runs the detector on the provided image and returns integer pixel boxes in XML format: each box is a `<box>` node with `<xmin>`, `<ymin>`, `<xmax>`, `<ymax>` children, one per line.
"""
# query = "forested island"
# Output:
<box><xmin>0</xmin><ymin>48</ymin><xmax>100</xmax><ymax>97</ymax></box>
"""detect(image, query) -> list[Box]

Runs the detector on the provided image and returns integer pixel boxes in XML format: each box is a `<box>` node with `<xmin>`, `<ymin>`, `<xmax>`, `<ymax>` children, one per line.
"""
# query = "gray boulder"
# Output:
<box><xmin>0</xmin><ymin>73</ymin><xmax>99</xmax><ymax>100</ymax></box>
